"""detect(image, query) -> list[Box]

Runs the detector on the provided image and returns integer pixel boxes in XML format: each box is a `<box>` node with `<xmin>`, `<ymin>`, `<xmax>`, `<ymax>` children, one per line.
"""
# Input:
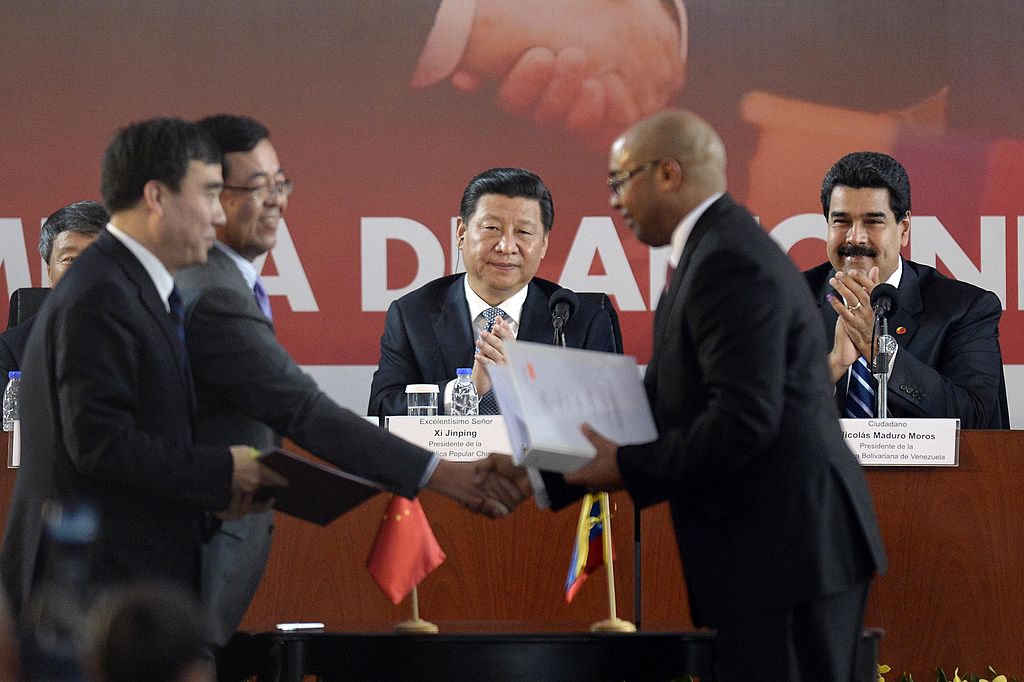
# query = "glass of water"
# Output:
<box><xmin>405</xmin><ymin>384</ymin><xmax>438</xmax><ymax>417</ymax></box>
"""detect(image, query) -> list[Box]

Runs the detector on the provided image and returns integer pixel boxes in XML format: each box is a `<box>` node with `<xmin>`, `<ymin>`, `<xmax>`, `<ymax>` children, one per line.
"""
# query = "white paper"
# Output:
<box><xmin>488</xmin><ymin>341</ymin><xmax>657</xmax><ymax>472</ymax></box>
<box><xmin>385</xmin><ymin>415</ymin><xmax>512</xmax><ymax>460</ymax></box>
<box><xmin>840</xmin><ymin>418</ymin><xmax>960</xmax><ymax>466</ymax></box>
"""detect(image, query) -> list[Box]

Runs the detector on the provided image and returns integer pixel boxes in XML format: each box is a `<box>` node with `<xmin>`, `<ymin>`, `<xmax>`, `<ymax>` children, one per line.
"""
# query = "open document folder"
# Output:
<box><xmin>487</xmin><ymin>341</ymin><xmax>657</xmax><ymax>473</ymax></box>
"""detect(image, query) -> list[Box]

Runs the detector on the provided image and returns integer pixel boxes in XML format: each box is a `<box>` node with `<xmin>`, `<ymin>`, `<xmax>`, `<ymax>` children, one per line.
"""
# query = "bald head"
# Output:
<box><xmin>622</xmin><ymin>110</ymin><xmax>725</xmax><ymax>188</ymax></box>
<box><xmin>608</xmin><ymin>109</ymin><xmax>727</xmax><ymax>246</ymax></box>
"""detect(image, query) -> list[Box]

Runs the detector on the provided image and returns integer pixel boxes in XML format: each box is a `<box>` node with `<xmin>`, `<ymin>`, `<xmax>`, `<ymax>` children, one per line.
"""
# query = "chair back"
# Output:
<box><xmin>7</xmin><ymin>288</ymin><xmax>50</xmax><ymax>329</ymax></box>
<box><xmin>577</xmin><ymin>292</ymin><xmax>623</xmax><ymax>355</ymax></box>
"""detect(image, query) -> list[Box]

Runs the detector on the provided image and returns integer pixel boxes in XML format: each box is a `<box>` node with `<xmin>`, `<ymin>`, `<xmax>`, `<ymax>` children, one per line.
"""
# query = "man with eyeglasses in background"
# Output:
<box><xmin>175</xmin><ymin>116</ymin><xmax>522</xmax><ymax>670</ymax></box>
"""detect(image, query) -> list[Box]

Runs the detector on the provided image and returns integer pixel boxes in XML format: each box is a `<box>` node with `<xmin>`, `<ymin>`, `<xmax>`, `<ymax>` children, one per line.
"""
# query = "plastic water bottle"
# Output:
<box><xmin>450</xmin><ymin>368</ymin><xmax>479</xmax><ymax>415</ymax></box>
<box><xmin>2</xmin><ymin>371</ymin><xmax>20</xmax><ymax>432</ymax></box>
<box><xmin>20</xmin><ymin>498</ymin><xmax>99</xmax><ymax>681</ymax></box>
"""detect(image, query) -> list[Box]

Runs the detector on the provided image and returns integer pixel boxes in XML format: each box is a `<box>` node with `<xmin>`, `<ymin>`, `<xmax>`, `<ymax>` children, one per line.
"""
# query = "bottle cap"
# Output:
<box><xmin>456</xmin><ymin>368</ymin><xmax>472</xmax><ymax>376</ymax></box>
<box><xmin>7</xmin><ymin>371</ymin><xmax>20</xmax><ymax>380</ymax></box>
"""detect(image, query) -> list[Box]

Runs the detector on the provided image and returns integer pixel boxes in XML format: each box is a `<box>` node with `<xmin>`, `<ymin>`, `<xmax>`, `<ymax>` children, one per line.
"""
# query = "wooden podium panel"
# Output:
<box><xmin>1</xmin><ymin>431</ymin><xmax>1022</xmax><ymax>678</ymax></box>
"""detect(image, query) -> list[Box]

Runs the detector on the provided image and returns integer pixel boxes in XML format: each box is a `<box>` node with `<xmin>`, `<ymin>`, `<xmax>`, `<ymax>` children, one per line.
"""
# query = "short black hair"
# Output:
<box><xmin>101</xmin><ymin>117</ymin><xmax>221</xmax><ymax>213</ymax></box>
<box><xmin>197</xmin><ymin>114</ymin><xmax>270</xmax><ymax>181</ymax></box>
<box><xmin>459</xmin><ymin>167</ymin><xmax>554</xmax><ymax>232</ymax></box>
<box><xmin>821</xmin><ymin>151</ymin><xmax>911</xmax><ymax>221</ymax></box>
<box><xmin>38</xmin><ymin>200</ymin><xmax>108</xmax><ymax>262</ymax></box>
<box><xmin>89</xmin><ymin>582</ymin><xmax>209</xmax><ymax>682</ymax></box>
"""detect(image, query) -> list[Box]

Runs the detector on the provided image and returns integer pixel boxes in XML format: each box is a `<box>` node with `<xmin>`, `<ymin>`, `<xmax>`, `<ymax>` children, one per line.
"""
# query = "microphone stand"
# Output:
<box><xmin>872</xmin><ymin>315</ymin><xmax>895</xmax><ymax>418</ymax></box>
<box><xmin>552</xmin><ymin>316</ymin><xmax>566</xmax><ymax>347</ymax></box>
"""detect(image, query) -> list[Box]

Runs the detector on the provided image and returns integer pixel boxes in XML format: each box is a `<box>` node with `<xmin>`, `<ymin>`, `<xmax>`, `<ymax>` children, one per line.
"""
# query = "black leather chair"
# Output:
<box><xmin>577</xmin><ymin>291</ymin><xmax>623</xmax><ymax>355</ymax></box>
<box><xmin>6</xmin><ymin>288</ymin><xmax>50</xmax><ymax>330</ymax></box>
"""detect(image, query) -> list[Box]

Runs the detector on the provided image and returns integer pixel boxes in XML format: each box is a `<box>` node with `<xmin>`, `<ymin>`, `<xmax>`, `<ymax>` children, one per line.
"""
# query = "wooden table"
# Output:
<box><xmin>1</xmin><ymin>430</ymin><xmax>1020</xmax><ymax>679</ymax></box>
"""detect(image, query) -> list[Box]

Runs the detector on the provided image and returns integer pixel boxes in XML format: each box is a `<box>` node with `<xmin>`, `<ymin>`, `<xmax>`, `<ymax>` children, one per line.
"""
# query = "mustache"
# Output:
<box><xmin>838</xmin><ymin>244</ymin><xmax>877</xmax><ymax>258</ymax></box>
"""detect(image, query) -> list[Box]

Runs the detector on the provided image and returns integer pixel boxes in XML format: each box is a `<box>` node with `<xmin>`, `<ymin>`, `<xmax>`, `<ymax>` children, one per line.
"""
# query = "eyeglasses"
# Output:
<box><xmin>223</xmin><ymin>178</ymin><xmax>294</xmax><ymax>201</ymax></box>
<box><xmin>607</xmin><ymin>160</ymin><xmax>660</xmax><ymax>197</ymax></box>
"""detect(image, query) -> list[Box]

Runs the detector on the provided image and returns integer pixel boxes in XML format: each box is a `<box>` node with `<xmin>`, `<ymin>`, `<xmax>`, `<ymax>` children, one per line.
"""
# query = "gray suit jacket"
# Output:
<box><xmin>176</xmin><ymin>245</ymin><xmax>434</xmax><ymax>645</ymax></box>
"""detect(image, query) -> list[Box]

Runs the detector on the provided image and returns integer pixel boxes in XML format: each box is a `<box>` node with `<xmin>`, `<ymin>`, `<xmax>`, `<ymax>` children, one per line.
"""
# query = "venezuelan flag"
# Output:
<box><xmin>564</xmin><ymin>493</ymin><xmax>608</xmax><ymax>603</ymax></box>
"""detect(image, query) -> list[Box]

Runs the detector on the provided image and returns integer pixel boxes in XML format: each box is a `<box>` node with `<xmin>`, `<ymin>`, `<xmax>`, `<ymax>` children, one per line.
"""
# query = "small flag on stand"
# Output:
<box><xmin>367</xmin><ymin>495</ymin><xmax>446</xmax><ymax>604</ymax></box>
<box><xmin>564</xmin><ymin>493</ymin><xmax>610</xmax><ymax>603</ymax></box>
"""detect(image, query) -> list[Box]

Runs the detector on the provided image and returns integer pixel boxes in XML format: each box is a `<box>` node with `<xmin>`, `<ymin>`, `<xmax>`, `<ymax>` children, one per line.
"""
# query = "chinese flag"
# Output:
<box><xmin>367</xmin><ymin>495</ymin><xmax>446</xmax><ymax>604</ymax></box>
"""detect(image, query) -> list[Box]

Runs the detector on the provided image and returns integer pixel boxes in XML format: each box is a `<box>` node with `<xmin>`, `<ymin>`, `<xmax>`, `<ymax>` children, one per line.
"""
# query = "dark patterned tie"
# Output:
<box><xmin>480</xmin><ymin>306</ymin><xmax>508</xmax><ymax>332</ymax></box>
<box><xmin>843</xmin><ymin>356</ymin><xmax>876</xmax><ymax>418</ymax></box>
<box><xmin>253</xmin><ymin>277</ymin><xmax>273</xmax><ymax>321</ymax></box>
<box><xmin>477</xmin><ymin>307</ymin><xmax>509</xmax><ymax>414</ymax></box>
<box><xmin>167</xmin><ymin>286</ymin><xmax>186</xmax><ymax>351</ymax></box>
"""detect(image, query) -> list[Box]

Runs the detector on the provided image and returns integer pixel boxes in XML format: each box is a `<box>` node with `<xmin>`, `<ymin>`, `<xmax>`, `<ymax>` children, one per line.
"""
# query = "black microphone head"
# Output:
<box><xmin>549</xmin><ymin>288</ymin><xmax>579</xmax><ymax>319</ymax></box>
<box><xmin>870</xmin><ymin>283</ymin><xmax>900</xmax><ymax>318</ymax></box>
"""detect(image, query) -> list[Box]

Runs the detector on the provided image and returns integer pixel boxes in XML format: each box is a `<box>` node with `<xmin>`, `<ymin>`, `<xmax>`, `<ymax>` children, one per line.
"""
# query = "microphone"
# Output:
<box><xmin>549</xmin><ymin>289</ymin><xmax>579</xmax><ymax>347</ymax></box>
<box><xmin>870</xmin><ymin>283</ymin><xmax>900</xmax><ymax>319</ymax></box>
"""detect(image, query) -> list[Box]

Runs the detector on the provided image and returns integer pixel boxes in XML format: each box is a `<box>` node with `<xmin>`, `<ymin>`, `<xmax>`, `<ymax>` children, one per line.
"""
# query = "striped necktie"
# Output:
<box><xmin>167</xmin><ymin>286</ymin><xmax>186</xmax><ymax>351</ymax></box>
<box><xmin>843</xmin><ymin>357</ymin><xmax>876</xmax><ymax>418</ymax></box>
<box><xmin>253</xmin><ymin>277</ymin><xmax>273</xmax><ymax>321</ymax></box>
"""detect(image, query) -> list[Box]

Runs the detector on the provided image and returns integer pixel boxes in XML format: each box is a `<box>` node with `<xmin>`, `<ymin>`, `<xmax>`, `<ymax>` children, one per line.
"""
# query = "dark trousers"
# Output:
<box><xmin>714</xmin><ymin>578</ymin><xmax>872</xmax><ymax>681</ymax></box>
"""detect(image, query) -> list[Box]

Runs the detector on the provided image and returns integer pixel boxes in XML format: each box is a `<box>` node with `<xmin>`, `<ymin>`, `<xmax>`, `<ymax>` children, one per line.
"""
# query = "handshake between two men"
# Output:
<box><xmin>469</xmin><ymin>423</ymin><xmax>625</xmax><ymax>517</ymax></box>
<box><xmin>214</xmin><ymin>420</ymin><xmax>624</xmax><ymax>522</ymax></box>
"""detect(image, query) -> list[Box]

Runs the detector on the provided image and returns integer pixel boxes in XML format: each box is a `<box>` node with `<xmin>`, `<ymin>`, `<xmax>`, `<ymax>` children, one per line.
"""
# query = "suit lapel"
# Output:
<box><xmin>651</xmin><ymin>194</ymin><xmax>725</xmax><ymax>359</ymax></box>
<box><xmin>434</xmin><ymin>276</ymin><xmax>475</xmax><ymax>377</ymax></box>
<box><xmin>517</xmin><ymin>281</ymin><xmax>552</xmax><ymax>344</ymax></box>
<box><xmin>647</xmin><ymin>194</ymin><xmax>730</xmax><ymax>396</ymax></box>
<box><xmin>889</xmin><ymin>261</ymin><xmax>922</xmax><ymax>347</ymax></box>
<box><xmin>104</xmin><ymin>233</ymin><xmax>195</xmax><ymax>410</ymax></box>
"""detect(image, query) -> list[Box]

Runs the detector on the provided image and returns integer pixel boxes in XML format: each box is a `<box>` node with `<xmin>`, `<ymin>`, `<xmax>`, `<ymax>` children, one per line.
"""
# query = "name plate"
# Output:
<box><xmin>386</xmin><ymin>415</ymin><xmax>512</xmax><ymax>461</ymax></box>
<box><xmin>840</xmin><ymin>418</ymin><xmax>960</xmax><ymax>466</ymax></box>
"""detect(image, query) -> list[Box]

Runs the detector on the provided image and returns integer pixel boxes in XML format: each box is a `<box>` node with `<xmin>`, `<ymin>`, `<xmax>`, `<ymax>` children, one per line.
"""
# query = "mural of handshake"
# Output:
<box><xmin>414</xmin><ymin>0</ymin><xmax>687</xmax><ymax>145</ymax></box>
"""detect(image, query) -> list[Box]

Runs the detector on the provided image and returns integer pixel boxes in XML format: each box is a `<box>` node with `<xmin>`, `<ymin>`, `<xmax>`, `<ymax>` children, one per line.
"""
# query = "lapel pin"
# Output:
<box><xmin>896</xmin><ymin>326</ymin><xmax>907</xmax><ymax>335</ymax></box>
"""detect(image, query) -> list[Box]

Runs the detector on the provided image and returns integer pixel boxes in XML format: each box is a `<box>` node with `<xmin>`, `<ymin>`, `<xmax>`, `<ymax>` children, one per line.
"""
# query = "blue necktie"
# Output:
<box><xmin>843</xmin><ymin>357</ymin><xmax>876</xmax><ymax>418</ymax></box>
<box><xmin>253</xmin><ymin>277</ymin><xmax>273</xmax><ymax>321</ymax></box>
<box><xmin>167</xmin><ymin>286</ymin><xmax>186</xmax><ymax>351</ymax></box>
<box><xmin>477</xmin><ymin>307</ymin><xmax>508</xmax><ymax>414</ymax></box>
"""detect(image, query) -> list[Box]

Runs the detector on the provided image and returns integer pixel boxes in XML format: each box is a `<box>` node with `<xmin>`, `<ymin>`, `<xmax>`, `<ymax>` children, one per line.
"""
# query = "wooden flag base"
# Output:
<box><xmin>590</xmin><ymin>617</ymin><xmax>637</xmax><ymax>633</ymax></box>
<box><xmin>394</xmin><ymin>586</ymin><xmax>438</xmax><ymax>633</ymax></box>
<box><xmin>394</xmin><ymin>617</ymin><xmax>439</xmax><ymax>634</ymax></box>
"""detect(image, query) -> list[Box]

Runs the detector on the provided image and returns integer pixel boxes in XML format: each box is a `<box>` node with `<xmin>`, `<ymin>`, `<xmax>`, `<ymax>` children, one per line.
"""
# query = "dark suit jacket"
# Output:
<box><xmin>0</xmin><ymin>318</ymin><xmax>33</xmax><ymax>394</ymax></box>
<box><xmin>0</xmin><ymin>231</ymin><xmax>234</xmax><ymax>617</ymax></box>
<box><xmin>368</xmin><ymin>274</ymin><xmax>617</xmax><ymax>418</ymax></box>
<box><xmin>804</xmin><ymin>260</ymin><xmax>1007</xmax><ymax>428</ymax></box>
<box><xmin>176</xmin><ymin>245</ymin><xmax>435</xmax><ymax>644</ymax></box>
<box><xmin>616</xmin><ymin>194</ymin><xmax>886</xmax><ymax>627</ymax></box>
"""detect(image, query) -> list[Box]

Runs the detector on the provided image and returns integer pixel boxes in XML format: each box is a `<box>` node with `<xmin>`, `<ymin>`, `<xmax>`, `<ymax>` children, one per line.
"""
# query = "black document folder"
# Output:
<box><xmin>256</xmin><ymin>448</ymin><xmax>383</xmax><ymax>526</ymax></box>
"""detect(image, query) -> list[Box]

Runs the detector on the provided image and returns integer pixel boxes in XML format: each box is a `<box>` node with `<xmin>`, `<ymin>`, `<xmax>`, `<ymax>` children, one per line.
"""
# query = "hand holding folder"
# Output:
<box><xmin>255</xmin><ymin>447</ymin><xmax>384</xmax><ymax>526</ymax></box>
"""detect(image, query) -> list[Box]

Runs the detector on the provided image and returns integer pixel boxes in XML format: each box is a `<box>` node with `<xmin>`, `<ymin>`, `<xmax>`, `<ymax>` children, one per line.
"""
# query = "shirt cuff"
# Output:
<box><xmin>527</xmin><ymin>467</ymin><xmax>551</xmax><ymax>509</ymax></box>
<box><xmin>410</xmin><ymin>0</ymin><xmax>477</xmax><ymax>87</ymax></box>
<box><xmin>417</xmin><ymin>454</ymin><xmax>442</xmax><ymax>490</ymax></box>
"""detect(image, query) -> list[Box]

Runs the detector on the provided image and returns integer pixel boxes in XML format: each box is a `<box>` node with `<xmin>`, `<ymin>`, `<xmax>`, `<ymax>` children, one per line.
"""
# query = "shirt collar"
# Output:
<box><xmin>105</xmin><ymin>222</ymin><xmax>175</xmax><ymax>312</ymax></box>
<box><xmin>462</xmin><ymin>275</ymin><xmax>527</xmax><ymax>331</ymax></box>
<box><xmin>668</xmin><ymin>191</ymin><xmax>725</xmax><ymax>268</ymax></box>
<box><xmin>214</xmin><ymin>241</ymin><xmax>259</xmax><ymax>290</ymax></box>
<box><xmin>886</xmin><ymin>257</ymin><xmax>904</xmax><ymax>288</ymax></box>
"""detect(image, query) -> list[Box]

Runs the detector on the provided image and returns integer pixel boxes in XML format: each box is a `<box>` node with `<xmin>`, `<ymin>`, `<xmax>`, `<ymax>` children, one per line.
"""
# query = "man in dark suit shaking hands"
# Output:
<box><xmin>565</xmin><ymin>110</ymin><xmax>887</xmax><ymax>680</ymax></box>
<box><xmin>0</xmin><ymin>118</ymin><xmax>279</xmax><ymax>617</ymax></box>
